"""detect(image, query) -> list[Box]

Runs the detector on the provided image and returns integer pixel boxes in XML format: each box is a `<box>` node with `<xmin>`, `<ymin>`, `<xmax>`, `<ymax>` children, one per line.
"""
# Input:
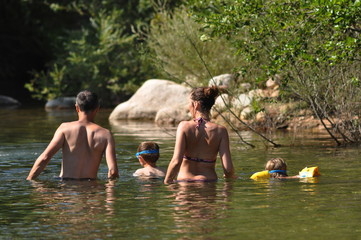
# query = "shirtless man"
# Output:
<box><xmin>27</xmin><ymin>90</ymin><xmax>119</xmax><ymax>180</ymax></box>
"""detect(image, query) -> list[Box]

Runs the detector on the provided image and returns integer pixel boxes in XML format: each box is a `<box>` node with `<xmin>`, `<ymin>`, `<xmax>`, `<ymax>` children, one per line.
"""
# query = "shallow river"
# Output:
<box><xmin>1</xmin><ymin>107</ymin><xmax>361</xmax><ymax>239</ymax></box>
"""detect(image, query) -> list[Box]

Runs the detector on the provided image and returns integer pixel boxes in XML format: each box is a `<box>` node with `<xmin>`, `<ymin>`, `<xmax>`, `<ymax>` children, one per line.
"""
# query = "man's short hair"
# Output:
<box><xmin>76</xmin><ymin>90</ymin><xmax>99</xmax><ymax>113</ymax></box>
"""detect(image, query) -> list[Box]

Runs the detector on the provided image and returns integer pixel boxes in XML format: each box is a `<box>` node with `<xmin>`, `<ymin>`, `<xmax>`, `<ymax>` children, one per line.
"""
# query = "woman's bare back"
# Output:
<box><xmin>177</xmin><ymin>120</ymin><xmax>228</xmax><ymax>181</ymax></box>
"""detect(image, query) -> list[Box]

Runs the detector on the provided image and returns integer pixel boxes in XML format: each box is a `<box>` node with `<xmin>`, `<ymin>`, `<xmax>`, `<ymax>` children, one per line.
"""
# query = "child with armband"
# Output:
<box><xmin>265</xmin><ymin>158</ymin><xmax>298</xmax><ymax>178</ymax></box>
<box><xmin>250</xmin><ymin>158</ymin><xmax>320</xmax><ymax>180</ymax></box>
<box><xmin>133</xmin><ymin>141</ymin><xmax>165</xmax><ymax>178</ymax></box>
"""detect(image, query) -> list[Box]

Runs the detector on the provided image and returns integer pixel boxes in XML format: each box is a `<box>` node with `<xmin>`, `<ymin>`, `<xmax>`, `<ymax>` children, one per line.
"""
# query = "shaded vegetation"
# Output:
<box><xmin>1</xmin><ymin>0</ymin><xmax>181</xmax><ymax>105</ymax></box>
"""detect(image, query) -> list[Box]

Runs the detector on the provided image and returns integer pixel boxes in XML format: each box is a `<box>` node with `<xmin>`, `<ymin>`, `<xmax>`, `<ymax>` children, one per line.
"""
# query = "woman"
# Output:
<box><xmin>164</xmin><ymin>86</ymin><xmax>236</xmax><ymax>184</ymax></box>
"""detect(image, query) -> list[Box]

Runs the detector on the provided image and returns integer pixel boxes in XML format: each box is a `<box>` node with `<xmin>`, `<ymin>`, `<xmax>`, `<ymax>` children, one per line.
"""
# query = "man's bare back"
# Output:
<box><xmin>59</xmin><ymin>120</ymin><xmax>116</xmax><ymax>179</ymax></box>
<box><xmin>27</xmin><ymin>91</ymin><xmax>119</xmax><ymax>180</ymax></box>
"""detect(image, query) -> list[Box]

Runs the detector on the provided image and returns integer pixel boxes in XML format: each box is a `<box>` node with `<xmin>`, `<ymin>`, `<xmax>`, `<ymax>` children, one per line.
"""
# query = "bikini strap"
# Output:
<box><xmin>194</xmin><ymin>117</ymin><xmax>207</xmax><ymax>128</ymax></box>
<box><xmin>184</xmin><ymin>155</ymin><xmax>216</xmax><ymax>163</ymax></box>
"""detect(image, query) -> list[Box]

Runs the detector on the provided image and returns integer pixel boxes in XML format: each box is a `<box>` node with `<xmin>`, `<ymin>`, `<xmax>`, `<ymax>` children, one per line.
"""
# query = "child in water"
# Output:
<box><xmin>133</xmin><ymin>141</ymin><xmax>165</xmax><ymax>178</ymax></box>
<box><xmin>265</xmin><ymin>158</ymin><xmax>299</xmax><ymax>178</ymax></box>
<box><xmin>250</xmin><ymin>158</ymin><xmax>299</xmax><ymax>180</ymax></box>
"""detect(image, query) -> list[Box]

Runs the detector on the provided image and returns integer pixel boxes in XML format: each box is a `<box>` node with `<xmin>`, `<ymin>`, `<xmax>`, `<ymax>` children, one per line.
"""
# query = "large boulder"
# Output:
<box><xmin>109</xmin><ymin>79</ymin><xmax>191</xmax><ymax>121</ymax></box>
<box><xmin>155</xmin><ymin>106</ymin><xmax>190</xmax><ymax>125</ymax></box>
<box><xmin>45</xmin><ymin>97</ymin><xmax>76</xmax><ymax>110</ymax></box>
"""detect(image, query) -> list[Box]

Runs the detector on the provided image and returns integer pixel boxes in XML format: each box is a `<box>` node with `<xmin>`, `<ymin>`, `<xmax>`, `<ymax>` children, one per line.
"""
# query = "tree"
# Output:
<box><xmin>25</xmin><ymin>0</ymin><xmax>182</xmax><ymax>105</ymax></box>
<box><xmin>146</xmin><ymin>7</ymin><xmax>241</xmax><ymax>85</ymax></box>
<box><xmin>187</xmin><ymin>0</ymin><xmax>361</xmax><ymax>145</ymax></box>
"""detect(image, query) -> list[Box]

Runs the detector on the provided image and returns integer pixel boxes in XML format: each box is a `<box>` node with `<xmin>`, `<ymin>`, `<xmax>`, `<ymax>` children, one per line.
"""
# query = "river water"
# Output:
<box><xmin>0</xmin><ymin>107</ymin><xmax>361</xmax><ymax>239</ymax></box>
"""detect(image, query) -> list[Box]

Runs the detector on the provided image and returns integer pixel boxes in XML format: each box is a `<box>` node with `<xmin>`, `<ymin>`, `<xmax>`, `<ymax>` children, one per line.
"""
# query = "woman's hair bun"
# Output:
<box><xmin>204</xmin><ymin>86</ymin><xmax>220</xmax><ymax>99</ymax></box>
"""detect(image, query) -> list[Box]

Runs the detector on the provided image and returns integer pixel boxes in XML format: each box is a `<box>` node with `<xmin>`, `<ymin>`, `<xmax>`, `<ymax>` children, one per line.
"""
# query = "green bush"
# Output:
<box><xmin>187</xmin><ymin>0</ymin><xmax>361</xmax><ymax>145</ymax></box>
<box><xmin>146</xmin><ymin>7</ymin><xmax>241</xmax><ymax>86</ymax></box>
<box><xmin>24</xmin><ymin>0</ymin><xmax>168</xmax><ymax>105</ymax></box>
<box><xmin>26</xmin><ymin>8</ymin><xmax>143</xmax><ymax>104</ymax></box>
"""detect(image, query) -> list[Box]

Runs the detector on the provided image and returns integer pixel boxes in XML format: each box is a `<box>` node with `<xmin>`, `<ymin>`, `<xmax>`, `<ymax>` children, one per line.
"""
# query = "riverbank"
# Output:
<box><xmin>213</xmin><ymin>100</ymin><xmax>328</xmax><ymax>133</ymax></box>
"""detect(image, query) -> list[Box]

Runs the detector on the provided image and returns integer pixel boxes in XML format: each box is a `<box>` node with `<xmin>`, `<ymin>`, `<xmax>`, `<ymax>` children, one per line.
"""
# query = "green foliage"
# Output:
<box><xmin>24</xmin><ymin>0</ymin><xmax>180</xmax><ymax>104</ymax></box>
<box><xmin>187</xmin><ymin>0</ymin><xmax>360</xmax><ymax>69</ymax></box>
<box><xmin>187</xmin><ymin>0</ymin><xmax>361</xmax><ymax>144</ymax></box>
<box><xmin>146</xmin><ymin>7</ymin><xmax>241</xmax><ymax>85</ymax></box>
<box><xmin>25</xmin><ymin>64</ymin><xmax>66</xmax><ymax>100</ymax></box>
<box><xmin>250</xmin><ymin>98</ymin><xmax>264</xmax><ymax>114</ymax></box>
<box><xmin>26</xmin><ymin>8</ymin><xmax>136</xmax><ymax>103</ymax></box>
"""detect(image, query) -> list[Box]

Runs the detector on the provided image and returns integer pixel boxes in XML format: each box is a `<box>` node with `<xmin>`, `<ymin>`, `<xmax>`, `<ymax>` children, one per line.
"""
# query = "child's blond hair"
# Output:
<box><xmin>265</xmin><ymin>158</ymin><xmax>288</xmax><ymax>178</ymax></box>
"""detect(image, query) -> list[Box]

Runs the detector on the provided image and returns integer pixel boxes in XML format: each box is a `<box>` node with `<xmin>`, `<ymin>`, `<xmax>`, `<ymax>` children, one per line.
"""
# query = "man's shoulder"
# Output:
<box><xmin>59</xmin><ymin>121</ymin><xmax>110</xmax><ymax>134</ymax></box>
<box><xmin>57</xmin><ymin>121</ymin><xmax>77</xmax><ymax>131</ymax></box>
<box><xmin>92</xmin><ymin>124</ymin><xmax>111</xmax><ymax>134</ymax></box>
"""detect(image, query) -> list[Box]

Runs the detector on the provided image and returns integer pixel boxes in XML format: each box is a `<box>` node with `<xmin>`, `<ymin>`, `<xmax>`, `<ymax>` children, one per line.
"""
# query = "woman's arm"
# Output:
<box><xmin>219</xmin><ymin>128</ymin><xmax>236</xmax><ymax>179</ymax></box>
<box><xmin>164</xmin><ymin>122</ymin><xmax>187</xmax><ymax>184</ymax></box>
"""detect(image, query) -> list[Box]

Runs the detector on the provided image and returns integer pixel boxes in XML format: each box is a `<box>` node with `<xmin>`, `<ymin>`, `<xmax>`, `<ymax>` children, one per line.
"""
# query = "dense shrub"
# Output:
<box><xmin>147</xmin><ymin>7</ymin><xmax>241</xmax><ymax>86</ymax></box>
<box><xmin>24</xmin><ymin>0</ymin><xmax>169</xmax><ymax>105</ymax></box>
<box><xmin>187</xmin><ymin>0</ymin><xmax>361</xmax><ymax>145</ymax></box>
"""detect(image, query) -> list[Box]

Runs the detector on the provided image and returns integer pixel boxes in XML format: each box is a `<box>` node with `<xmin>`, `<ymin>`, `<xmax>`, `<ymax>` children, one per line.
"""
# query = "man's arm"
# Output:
<box><xmin>27</xmin><ymin>125</ymin><xmax>65</xmax><ymax>180</ymax></box>
<box><xmin>105</xmin><ymin>131</ymin><xmax>119</xmax><ymax>179</ymax></box>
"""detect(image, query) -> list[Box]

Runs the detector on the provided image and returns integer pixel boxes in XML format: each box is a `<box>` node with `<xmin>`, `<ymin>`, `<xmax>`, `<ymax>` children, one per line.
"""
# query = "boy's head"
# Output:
<box><xmin>265</xmin><ymin>158</ymin><xmax>287</xmax><ymax>171</ymax></box>
<box><xmin>136</xmin><ymin>142</ymin><xmax>160</xmax><ymax>163</ymax></box>
<box><xmin>76</xmin><ymin>90</ymin><xmax>99</xmax><ymax>113</ymax></box>
<box><xmin>265</xmin><ymin>158</ymin><xmax>287</xmax><ymax>177</ymax></box>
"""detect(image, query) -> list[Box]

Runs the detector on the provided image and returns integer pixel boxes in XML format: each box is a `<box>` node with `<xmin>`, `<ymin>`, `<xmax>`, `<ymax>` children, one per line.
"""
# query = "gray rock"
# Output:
<box><xmin>214</xmin><ymin>94</ymin><xmax>230</xmax><ymax>109</ymax></box>
<box><xmin>234</xmin><ymin>93</ymin><xmax>252</xmax><ymax>108</ymax></box>
<box><xmin>0</xmin><ymin>95</ymin><xmax>21</xmax><ymax>108</ymax></box>
<box><xmin>241</xmin><ymin>107</ymin><xmax>253</xmax><ymax>120</ymax></box>
<box><xmin>155</xmin><ymin>106</ymin><xmax>190</xmax><ymax>125</ymax></box>
<box><xmin>45</xmin><ymin>97</ymin><xmax>76</xmax><ymax>110</ymax></box>
<box><xmin>240</xmin><ymin>83</ymin><xmax>252</xmax><ymax>91</ymax></box>
<box><xmin>208</xmin><ymin>74</ymin><xmax>235</xmax><ymax>88</ymax></box>
<box><xmin>109</xmin><ymin>79</ymin><xmax>191</xmax><ymax>121</ymax></box>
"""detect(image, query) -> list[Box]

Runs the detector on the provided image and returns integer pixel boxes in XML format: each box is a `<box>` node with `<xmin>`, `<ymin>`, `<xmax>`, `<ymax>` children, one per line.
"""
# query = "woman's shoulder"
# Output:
<box><xmin>178</xmin><ymin>120</ymin><xmax>196</xmax><ymax>129</ymax></box>
<box><xmin>208</xmin><ymin>122</ymin><xmax>227</xmax><ymax>131</ymax></box>
<box><xmin>178</xmin><ymin>120</ymin><xmax>228</xmax><ymax>133</ymax></box>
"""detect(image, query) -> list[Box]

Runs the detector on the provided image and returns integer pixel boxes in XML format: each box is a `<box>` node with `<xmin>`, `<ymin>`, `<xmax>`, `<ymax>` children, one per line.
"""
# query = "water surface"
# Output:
<box><xmin>0</xmin><ymin>107</ymin><xmax>360</xmax><ymax>239</ymax></box>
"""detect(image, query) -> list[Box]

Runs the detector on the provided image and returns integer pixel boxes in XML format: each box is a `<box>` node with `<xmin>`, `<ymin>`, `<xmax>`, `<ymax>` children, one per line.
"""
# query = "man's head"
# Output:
<box><xmin>76</xmin><ymin>90</ymin><xmax>99</xmax><ymax>113</ymax></box>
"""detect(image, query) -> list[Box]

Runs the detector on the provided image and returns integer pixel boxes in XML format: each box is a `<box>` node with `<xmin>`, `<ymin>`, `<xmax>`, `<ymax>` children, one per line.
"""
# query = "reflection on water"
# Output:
<box><xmin>27</xmin><ymin>180</ymin><xmax>117</xmax><ymax>239</ymax></box>
<box><xmin>167</xmin><ymin>181</ymin><xmax>232</xmax><ymax>238</ymax></box>
<box><xmin>1</xmin><ymin>108</ymin><xmax>361</xmax><ymax>239</ymax></box>
<box><xmin>110</xmin><ymin>119</ymin><xmax>177</xmax><ymax>139</ymax></box>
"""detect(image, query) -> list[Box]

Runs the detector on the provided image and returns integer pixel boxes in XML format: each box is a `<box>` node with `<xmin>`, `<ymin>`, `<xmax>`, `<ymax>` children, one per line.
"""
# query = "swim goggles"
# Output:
<box><xmin>135</xmin><ymin>149</ymin><xmax>159</xmax><ymax>157</ymax></box>
<box><xmin>269</xmin><ymin>170</ymin><xmax>287</xmax><ymax>174</ymax></box>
